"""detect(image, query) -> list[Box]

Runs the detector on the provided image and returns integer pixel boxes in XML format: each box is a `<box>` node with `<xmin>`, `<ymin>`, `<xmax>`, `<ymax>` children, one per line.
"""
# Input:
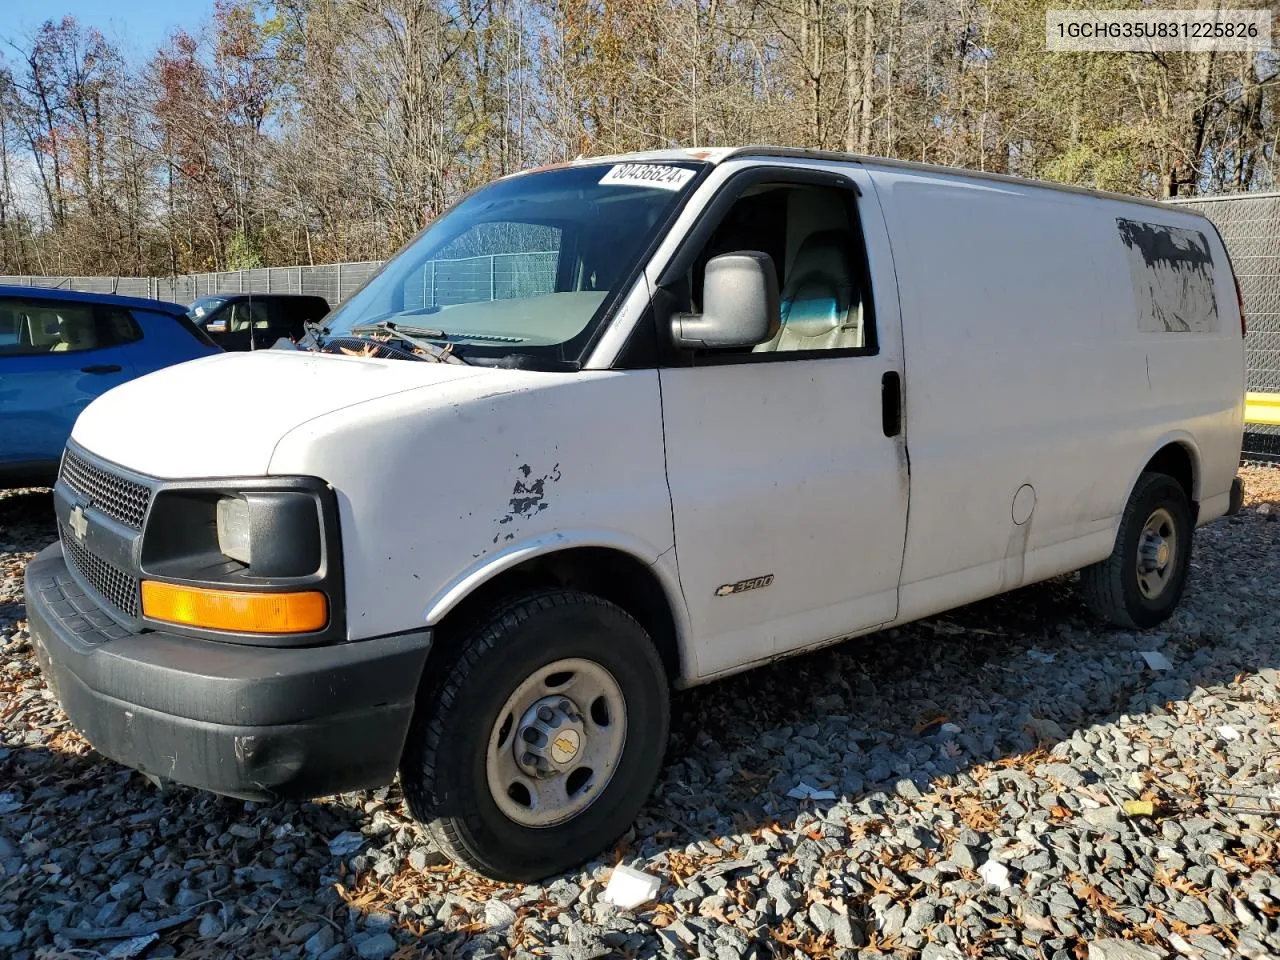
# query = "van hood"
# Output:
<box><xmin>70</xmin><ymin>350</ymin><xmax>485</xmax><ymax>478</ymax></box>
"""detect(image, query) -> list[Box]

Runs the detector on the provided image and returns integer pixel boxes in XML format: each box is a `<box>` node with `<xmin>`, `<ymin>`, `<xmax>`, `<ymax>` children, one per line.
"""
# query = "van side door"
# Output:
<box><xmin>653</xmin><ymin>162</ymin><xmax>908</xmax><ymax>677</ymax></box>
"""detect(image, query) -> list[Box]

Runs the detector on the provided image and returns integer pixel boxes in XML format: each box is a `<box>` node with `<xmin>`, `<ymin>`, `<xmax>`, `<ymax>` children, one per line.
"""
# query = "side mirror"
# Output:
<box><xmin>671</xmin><ymin>251</ymin><xmax>780</xmax><ymax>350</ymax></box>
<box><xmin>206</xmin><ymin>320</ymin><xmax>228</xmax><ymax>335</ymax></box>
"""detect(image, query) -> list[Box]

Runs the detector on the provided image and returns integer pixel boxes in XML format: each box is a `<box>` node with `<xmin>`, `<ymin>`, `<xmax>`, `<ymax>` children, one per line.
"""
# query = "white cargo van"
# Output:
<box><xmin>26</xmin><ymin>147</ymin><xmax>1245</xmax><ymax>881</ymax></box>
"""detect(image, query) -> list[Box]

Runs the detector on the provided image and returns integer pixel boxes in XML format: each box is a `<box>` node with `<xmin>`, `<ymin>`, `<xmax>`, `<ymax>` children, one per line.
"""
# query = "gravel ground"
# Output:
<box><xmin>3</xmin><ymin>469</ymin><xmax>1280</xmax><ymax>960</ymax></box>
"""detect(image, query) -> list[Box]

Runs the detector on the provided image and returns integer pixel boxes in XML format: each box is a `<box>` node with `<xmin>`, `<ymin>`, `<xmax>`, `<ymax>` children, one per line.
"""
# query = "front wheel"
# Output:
<box><xmin>1080</xmin><ymin>471</ymin><xmax>1193</xmax><ymax>629</ymax></box>
<box><xmin>399</xmin><ymin>590</ymin><xmax>670</xmax><ymax>881</ymax></box>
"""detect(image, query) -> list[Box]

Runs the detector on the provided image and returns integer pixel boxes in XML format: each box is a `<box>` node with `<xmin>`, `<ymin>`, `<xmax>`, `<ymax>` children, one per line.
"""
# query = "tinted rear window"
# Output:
<box><xmin>158</xmin><ymin>309</ymin><xmax>219</xmax><ymax>348</ymax></box>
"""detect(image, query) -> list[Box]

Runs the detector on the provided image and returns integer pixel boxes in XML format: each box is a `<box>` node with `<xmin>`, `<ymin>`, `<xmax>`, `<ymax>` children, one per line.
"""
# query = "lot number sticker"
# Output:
<box><xmin>599</xmin><ymin>163</ymin><xmax>696</xmax><ymax>191</ymax></box>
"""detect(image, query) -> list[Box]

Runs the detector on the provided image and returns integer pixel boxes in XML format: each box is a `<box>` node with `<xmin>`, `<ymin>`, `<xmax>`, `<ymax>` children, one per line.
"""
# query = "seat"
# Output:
<box><xmin>754</xmin><ymin>230</ymin><xmax>863</xmax><ymax>352</ymax></box>
<box><xmin>51</xmin><ymin>314</ymin><xmax>98</xmax><ymax>352</ymax></box>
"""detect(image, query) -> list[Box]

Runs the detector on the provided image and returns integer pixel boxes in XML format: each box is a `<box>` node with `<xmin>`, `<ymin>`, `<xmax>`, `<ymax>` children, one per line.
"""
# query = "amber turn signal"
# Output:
<box><xmin>141</xmin><ymin>581</ymin><xmax>328</xmax><ymax>633</ymax></box>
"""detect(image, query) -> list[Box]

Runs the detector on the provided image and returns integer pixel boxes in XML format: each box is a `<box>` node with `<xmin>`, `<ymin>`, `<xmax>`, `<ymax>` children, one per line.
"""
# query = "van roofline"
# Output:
<box><xmin>1167</xmin><ymin>190</ymin><xmax>1280</xmax><ymax>205</ymax></box>
<box><xmin>568</xmin><ymin>145</ymin><xmax>1198</xmax><ymax>216</ymax></box>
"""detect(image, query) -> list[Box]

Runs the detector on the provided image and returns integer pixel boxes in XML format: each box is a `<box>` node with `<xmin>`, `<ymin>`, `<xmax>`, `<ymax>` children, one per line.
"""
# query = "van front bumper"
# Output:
<box><xmin>24</xmin><ymin>543</ymin><xmax>432</xmax><ymax>801</ymax></box>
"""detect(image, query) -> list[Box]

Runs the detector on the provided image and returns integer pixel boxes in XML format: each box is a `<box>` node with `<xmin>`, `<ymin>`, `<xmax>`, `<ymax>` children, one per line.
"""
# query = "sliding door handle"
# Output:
<box><xmin>881</xmin><ymin>371</ymin><xmax>902</xmax><ymax>437</ymax></box>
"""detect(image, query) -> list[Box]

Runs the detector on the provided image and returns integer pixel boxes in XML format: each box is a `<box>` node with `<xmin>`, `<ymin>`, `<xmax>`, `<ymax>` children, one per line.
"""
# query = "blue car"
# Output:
<box><xmin>0</xmin><ymin>286</ymin><xmax>221</xmax><ymax>487</ymax></box>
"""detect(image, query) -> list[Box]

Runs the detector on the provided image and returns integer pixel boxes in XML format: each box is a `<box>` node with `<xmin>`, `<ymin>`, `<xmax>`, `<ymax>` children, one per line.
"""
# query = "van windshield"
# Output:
<box><xmin>322</xmin><ymin>161</ymin><xmax>704</xmax><ymax>364</ymax></box>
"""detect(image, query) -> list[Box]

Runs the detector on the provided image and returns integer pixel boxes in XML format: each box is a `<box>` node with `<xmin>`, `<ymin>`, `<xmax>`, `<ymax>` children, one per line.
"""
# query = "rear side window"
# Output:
<box><xmin>0</xmin><ymin>297</ymin><xmax>142</xmax><ymax>356</ymax></box>
<box><xmin>1115</xmin><ymin>218</ymin><xmax>1220</xmax><ymax>334</ymax></box>
<box><xmin>135</xmin><ymin>308</ymin><xmax>218</xmax><ymax>348</ymax></box>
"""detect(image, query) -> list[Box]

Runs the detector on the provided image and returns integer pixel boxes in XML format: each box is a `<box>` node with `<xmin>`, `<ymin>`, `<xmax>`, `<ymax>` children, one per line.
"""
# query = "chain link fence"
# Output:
<box><xmin>0</xmin><ymin>262</ymin><xmax>386</xmax><ymax>309</ymax></box>
<box><xmin>1172</xmin><ymin>192</ymin><xmax>1280</xmax><ymax>462</ymax></box>
<box><xmin>0</xmin><ymin>252</ymin><xmax>561</xmax><ymax>312</ymax></box>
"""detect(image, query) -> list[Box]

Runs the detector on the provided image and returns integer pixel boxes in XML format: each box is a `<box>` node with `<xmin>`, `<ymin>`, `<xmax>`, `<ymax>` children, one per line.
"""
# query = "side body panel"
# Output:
<box><xmin>268</xmin><ymin>369</ymin><xmax>683</xmax><ymax>658</ymax></box>
<box><xmin>870</xmin><ymin>164</ymin><xmax>1244</xmax><ymax>625</ymax></box>
<box><xmin>129</xmin><ymin>309</ymin><xmax>221</xmax><ymax>376</ymax></box>
<box><xmin>0</xmin><ymin>349</ymin><xmax>136</xmax><ymax>466</ymax></box>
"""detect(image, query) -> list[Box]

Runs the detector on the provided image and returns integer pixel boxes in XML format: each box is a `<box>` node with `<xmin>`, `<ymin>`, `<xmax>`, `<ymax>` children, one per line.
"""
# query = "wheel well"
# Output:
<box><xmin>1144</xmin><ymin>442</ymin><xmax>1196</xmax><ymax>507</ymax></box>
<box><xmin>428</xmin><ymin>547</ymin><xmax>682</xmax><ymax>684</ymax></box>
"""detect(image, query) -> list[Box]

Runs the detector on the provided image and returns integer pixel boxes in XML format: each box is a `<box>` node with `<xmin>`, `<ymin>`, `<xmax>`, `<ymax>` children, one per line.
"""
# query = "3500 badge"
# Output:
<box><xmin>715</xmin><ymin>574</ymin><xmax>775</xmax><ymax>597</ymax></box>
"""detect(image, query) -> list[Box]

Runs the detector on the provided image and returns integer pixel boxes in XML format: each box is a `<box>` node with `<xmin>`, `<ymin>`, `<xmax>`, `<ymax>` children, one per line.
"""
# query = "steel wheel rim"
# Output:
<box><xmin>1136</xmin><ymin>506</ymin><xmax>1177</xmax><ymax>600</ymax></box>
<box><xmin>485</xmin><ymin>657</ymin><xmax>627</xmax><ymax>828</ymax></box>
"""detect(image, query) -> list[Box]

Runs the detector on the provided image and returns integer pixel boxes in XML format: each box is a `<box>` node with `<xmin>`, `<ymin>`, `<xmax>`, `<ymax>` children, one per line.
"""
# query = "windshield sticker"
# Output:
<box><xmin>599</xmin><ymin>163</ymin><xmax>696</xmax><ymax>192</ymax></box>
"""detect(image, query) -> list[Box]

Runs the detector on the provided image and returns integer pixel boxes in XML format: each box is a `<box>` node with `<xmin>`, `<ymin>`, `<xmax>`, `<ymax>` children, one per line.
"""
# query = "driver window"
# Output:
<box><xmin>687</xmin><ymin>183</ymin><xmax>872</xmax><ymax>355</ymax></box>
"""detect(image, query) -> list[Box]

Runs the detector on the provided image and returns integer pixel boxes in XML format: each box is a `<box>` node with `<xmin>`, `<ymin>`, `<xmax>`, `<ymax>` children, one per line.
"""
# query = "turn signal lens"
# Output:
<box><xmin>141</xmin><ymin>581</ymin><xmax>327</xmax><ymax>633</ymax></box>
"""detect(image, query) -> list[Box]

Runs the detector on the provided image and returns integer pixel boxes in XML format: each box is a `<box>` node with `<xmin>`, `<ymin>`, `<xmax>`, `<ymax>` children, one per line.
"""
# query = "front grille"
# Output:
<box><xmin>62</xmin><ymin>535</ymin><xmax>140</xmax><ymax>619</ymax></box>
<box><xmin>60</xmin><ymin>449</ymin><xmax>151</xmax><ymax>529</ymax></box>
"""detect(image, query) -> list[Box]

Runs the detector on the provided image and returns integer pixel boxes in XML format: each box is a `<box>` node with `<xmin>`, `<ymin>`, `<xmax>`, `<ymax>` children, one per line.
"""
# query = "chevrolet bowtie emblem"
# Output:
<box><xmin>68</xmin><ymin>505</ymin><xmax>88</xmax><ymax>541</ymax></box>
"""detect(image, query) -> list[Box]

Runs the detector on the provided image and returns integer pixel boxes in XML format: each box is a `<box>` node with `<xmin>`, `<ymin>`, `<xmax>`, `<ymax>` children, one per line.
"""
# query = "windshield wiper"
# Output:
<box><xmin>351</xmin><ymin>321</ymin><xmax>447</xmax><ymax>339</ymax></box>
<box><xmin>348</xmin><ymin>320</ymin><xmax>468</xmax><ymax>364</ymax></box>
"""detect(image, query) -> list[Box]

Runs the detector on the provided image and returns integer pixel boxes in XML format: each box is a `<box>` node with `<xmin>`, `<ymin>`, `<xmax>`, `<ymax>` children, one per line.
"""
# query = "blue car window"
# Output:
<box><xmin>0</xmin><ymin>298</ymin><xmax>142</xmax><ymax>356</ymax></box>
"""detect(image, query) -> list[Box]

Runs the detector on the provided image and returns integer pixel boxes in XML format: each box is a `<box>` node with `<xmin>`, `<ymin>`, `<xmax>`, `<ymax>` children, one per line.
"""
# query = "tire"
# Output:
<box><xmin>1080</xmin><ymin>471</ymin><xmax>1193</xmax><ymax>629</ymax></box>
<box><xmin>399</xmin><ymin>589</ymin><xmax>670</xmax><ymax>881</ymax></box>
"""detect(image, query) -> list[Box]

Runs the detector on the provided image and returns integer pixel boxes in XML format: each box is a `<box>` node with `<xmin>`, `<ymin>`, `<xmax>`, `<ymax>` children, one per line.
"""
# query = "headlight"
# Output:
<box><xmin>216</xmin><ymin>496</ymin><xmax>252</xmax><ymax>564</ymax></box>
<box><xmin>139</xmin><ymin>478</ymin><xmax>343</xmax><ymax>644</ymax></box>
<box><xmin>145</xmin><ymin>489</ymin><xmax>323</xmax><ymax>578</ymax></box>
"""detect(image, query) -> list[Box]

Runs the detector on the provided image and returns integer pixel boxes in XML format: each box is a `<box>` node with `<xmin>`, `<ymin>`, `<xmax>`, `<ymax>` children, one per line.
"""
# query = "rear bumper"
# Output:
<box><xmin>25</xmin><ymin>543</ymin><xmax>432</xmax><ymax>800</ymax></box>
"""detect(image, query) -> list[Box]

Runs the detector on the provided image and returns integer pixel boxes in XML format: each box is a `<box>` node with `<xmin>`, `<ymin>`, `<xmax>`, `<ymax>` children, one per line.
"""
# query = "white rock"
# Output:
<box><xmin>484</xmin><ymin>899</ymin><xmax>517</xmax><ymax>931</ymax></box>
<box><xmin>601</xmin><ymin>865</ymin><xmax>661</xmax><ymax>909</ymax></box>
<box><xmin>1216</xmin><ymin>724</ymin><xmax>1241</xmax><ymax>741</ymax></box>
<box><xmin>977</xmin><ymin>859</ymin><xmax>1010</xmax><ymax>891</ymax></box>
<box><xmin>1167</xmin><ymin>932</ymin><xmax>1204</xmax><ymax>958</ymax></box>
<box><xmin>1087</xmin><ymin>938</ymin><xmax>1168</xmax><ymax>960</ymax></box>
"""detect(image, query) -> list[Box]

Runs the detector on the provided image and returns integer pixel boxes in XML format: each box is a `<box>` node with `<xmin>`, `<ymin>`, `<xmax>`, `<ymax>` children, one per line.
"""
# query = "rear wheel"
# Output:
<box><xmin>1080</xmin><ymin>471</ymin><xmax>1193</xmax><ymax>629</ymax></box>
<box><xmin>399</xmin><ymin>590</ymin><xmax>669</xmax><ymax>881</ymax></box>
